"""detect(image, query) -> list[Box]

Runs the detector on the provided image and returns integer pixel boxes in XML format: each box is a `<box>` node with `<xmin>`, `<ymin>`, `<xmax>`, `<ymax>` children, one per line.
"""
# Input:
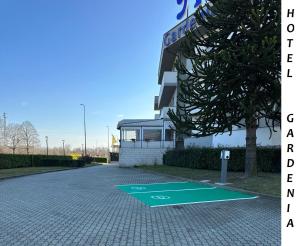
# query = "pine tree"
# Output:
<box><xmin>168</xmin><ymin>0</ymin><xmax>281</xmax><ymax>177</ymax></box>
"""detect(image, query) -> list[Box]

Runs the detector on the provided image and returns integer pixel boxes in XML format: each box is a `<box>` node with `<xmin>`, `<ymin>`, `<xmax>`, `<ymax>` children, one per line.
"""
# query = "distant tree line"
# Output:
<box><xmin>0</xmin><ymin>115</ymin><xmax>40</xmax><ymax>154</ymax></box>
<box><xmin>0</xmin><ymin>114</ymin><xmax>111</xmax><ymax>157</ymax></box>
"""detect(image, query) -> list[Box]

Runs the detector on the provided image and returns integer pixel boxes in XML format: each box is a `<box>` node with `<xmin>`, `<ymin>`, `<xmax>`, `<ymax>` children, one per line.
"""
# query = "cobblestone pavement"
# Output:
<box><xmin>0</xmin><ymin>165</ymin><xmax>280</xmax><ymax>246</ymax></box>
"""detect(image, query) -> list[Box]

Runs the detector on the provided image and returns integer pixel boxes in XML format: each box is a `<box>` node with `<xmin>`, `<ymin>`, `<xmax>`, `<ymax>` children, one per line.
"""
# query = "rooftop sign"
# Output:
<box><xmin>176</xmin><ymin>0</ymin><xmax>205</xmax><ymax>20</ymax></box>
<box><xmin>163</xmin><ymin>15</ymin><xmax>197</xmax><ymax>48</ymax></box>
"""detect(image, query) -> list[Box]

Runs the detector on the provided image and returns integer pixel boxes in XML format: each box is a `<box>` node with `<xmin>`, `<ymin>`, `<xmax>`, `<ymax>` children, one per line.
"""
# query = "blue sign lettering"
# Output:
<box><xmin>163</xmin><ymin>16</ymin><xmax>198</xmax><ymax>48</ymax></box>
<box><xmin>176</xmin><ymin>0</ymin><xmax>188</xmax><ymax>20</ymax></box>
<box><xmin>176</xmin><ymin>0</ymin><xmax>207</xmax><ymax>20</ymax></box>
<box><xmin>194</xmin><ymin>0</ymin><xmax>202</xmax><ymax>8</ymax></box>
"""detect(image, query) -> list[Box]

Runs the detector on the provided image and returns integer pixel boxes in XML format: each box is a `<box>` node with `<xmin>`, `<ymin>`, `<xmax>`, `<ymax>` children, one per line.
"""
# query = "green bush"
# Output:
<box><xmin>163</xmin><ymin>147</ymin><xmax>281</xmax><ymax>173</ymax></box>
<box><xmin>92</xmin><ymin>157</ymin><xmax>107</xmax><ymax>163</ymax></box>
<box><xmin>0</xmin><ymin>154</ymin><xmax>80</xmax><ymax>169</ymax></box>
<box><xmin>40</xmin><ymin>159</ymin><xmax>85</xmax><ymax>167</ymax></box>
<box><xmin>78</xmin><ymin>156</ymin><xmax>93</xmax><ymax>164</ymax></box>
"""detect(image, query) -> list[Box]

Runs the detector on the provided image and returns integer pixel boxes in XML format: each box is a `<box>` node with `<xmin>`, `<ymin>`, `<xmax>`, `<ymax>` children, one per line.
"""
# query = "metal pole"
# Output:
<box><xmin>45</xmin><ymin>136</ymin><xmax>48</xmax><ymax>156</ymax></box>
<box><xmin>80</xmin><ymin>104</ymin><xmax>87</xmax><ymax>156</ymax></box>
<box><xmin>220</xmin><ymin>159</ymin><xmax>228</xmax><ymax>183</ymax></box>
<box><xmin>107</xmin><ymin>126</ymin><xmax>110</xmax><ymax>163</ymax></box>
<box><xmin>220</xmin><ymin>150</ymin><xmax>229</xmax><ymax>184</ymax></box>
<box><xmin>3</xmin><ymin>112</ymin><xmax>6</xmax><ymax>146</ymax></box>
<box><xmin>62</xmin><ymin>140</ymin><xmax>65</xmax><ymax>156</ymax></box>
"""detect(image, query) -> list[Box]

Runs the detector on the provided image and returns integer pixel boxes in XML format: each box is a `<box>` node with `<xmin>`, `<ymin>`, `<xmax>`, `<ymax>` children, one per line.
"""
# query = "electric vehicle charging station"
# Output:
<box><xmin>220</xmin><ymin>150</ymin><xmax>230</xmax><ymax>184</ymax></box>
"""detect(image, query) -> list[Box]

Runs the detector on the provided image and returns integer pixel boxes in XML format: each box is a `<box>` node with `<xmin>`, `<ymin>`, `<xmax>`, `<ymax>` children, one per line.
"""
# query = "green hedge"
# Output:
<box><xmin>163</xmin><ymin>147</ymin><xmax>281</xmax><ymax>173</ymax></box>
<box><xmin>39</xmin><ymin>159</ymin><xmax>85</xmax><ymax>168</ymax></box>
<box><xmin>0</xmin><ymin>154</ymin><xmax>82</xmax><ymax>169</ymax></box>
<box><xmin>77</xmin><ymin>156</ymin><xmax>107</xmax><ymax>163</ymax></box>
<box><xmin>93</xmin><ymin>157</ymin><xmax>107</xmax><ymax>163</ymax></box>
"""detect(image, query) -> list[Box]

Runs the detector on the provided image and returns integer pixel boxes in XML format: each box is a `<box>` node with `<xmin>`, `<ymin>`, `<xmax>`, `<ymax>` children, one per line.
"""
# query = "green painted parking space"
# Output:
<box><xmin>131</xmin><ymin>187</ymin><xmax>257</xmax><ymax>207</ymax></box>
<box><xmin>117</xmin><ymin>182</ymin><xmax>257</xmax><ymax>207</ymax></box>
<box><xmin>117</xmin><ymin>181</ymin><xmax>213</xmax><ymax>193</ymax></box>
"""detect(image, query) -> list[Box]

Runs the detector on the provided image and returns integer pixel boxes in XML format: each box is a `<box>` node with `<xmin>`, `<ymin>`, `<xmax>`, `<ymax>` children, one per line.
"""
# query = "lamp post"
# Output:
<box><xmin>45</xmin><ymin>136</ymin><xmax>49</xmax><ymax>156</ymax></box>
<box><xmin>62</xmin><ymin>140</ymin><xmax>65</xmax><ymax>156</ymax></box>
<box><xmin>3</xmin><ymin>112</ymin><xmax>6</xmax><ymax>146</ymax></box>
<box><xmin>107</xmin><ymin>126</ymin><xmax>110</xmax><ymax>163</ymax></box>
<box><xmin>80</xmin><ymin>104</ymin><xmax>87</xmax><ymax>156</ymax></box>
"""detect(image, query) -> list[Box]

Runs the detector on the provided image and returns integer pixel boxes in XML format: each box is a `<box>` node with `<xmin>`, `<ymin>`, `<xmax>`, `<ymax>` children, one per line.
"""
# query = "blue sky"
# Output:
<box><xmin>0</xmin><ymin>0</ymin><xmax>184</xmax><ymax>148</ymax></box>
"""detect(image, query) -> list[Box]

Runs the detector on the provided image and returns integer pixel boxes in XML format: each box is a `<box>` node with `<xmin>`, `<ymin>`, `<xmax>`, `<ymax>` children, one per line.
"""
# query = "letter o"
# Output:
<box><xmin>287</xmin><ymin>24</ymin><xmax>295</xmax><ymax>33</ymax></box>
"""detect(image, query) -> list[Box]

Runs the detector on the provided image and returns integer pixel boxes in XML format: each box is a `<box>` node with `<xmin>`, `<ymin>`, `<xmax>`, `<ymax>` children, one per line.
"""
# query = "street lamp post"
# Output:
<box><xmin>45</xmin><ymin>136</ymin><xmax>49</xmax><ymax>156</ymax></box>
<box><xmin>62</xmin><ymin>140</ymin><xmax>65</xmax><ymax>156</ymax></box>
<box><xmin>80</xmin><ymin>104</ymin><xmax>87</xmax><ymax>156</ymax></box>
<box><xmin>3</xmin><ymin>112</ymin><xmax>6</xmax><ymax>146</ymax></box>
<box><xmin>107</xmin><ymin>126</ymin><xmax>110</xmax><ymax>163</ymax></box>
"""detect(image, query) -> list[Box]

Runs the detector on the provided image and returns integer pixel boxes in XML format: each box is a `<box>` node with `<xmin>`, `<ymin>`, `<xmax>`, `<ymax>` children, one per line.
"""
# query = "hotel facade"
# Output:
<box><xmin>117</xmin><ymin>15</ymin><xmax>280</xmax><ymax>167</ymax></box>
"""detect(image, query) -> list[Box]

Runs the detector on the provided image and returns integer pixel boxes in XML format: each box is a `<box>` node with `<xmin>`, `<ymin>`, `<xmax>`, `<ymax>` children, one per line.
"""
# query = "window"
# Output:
<box><xmin>122</xmin><ymin>129</ymin><xmax>140</xmax><ymax>141</ymax></box>
<box><xmin>143</xmin><ymin>129</ymin><xmax>161</xmax><ymax>141</ymax></box>
<box><xmin>165</xmin><ymin>129</ymin><xmax>174</xmax><ymax>141</ymax></box>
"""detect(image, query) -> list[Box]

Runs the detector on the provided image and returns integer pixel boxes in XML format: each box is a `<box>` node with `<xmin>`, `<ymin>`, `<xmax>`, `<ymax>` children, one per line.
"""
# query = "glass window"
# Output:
<box><xmin>123</xmin><ymin>129</ymin><xmax>140</xmax><ymax>141</ymax></box>
<box><xmin>165</xmin><ymin>129</ymin><xmax>174</xmax><ymax>141</ymax></box>
<box><xmin>143</xmin><ymin>129</ymin><xmax>161</xmax><ymax>141</ymax></box>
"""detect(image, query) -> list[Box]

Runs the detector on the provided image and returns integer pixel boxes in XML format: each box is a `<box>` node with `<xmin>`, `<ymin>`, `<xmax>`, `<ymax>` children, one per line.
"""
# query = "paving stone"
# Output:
<box><xmin>0</xmin><ymin>165</ymin><xmax>280</xmax><ymax>245</ymax></box>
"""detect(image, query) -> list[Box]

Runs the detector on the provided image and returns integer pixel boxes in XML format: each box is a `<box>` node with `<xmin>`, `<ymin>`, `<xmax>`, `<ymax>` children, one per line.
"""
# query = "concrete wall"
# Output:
<box><xmin>184</xmin><ymin>136</ymin><xmax>213</xmax><ymax>148</ymax></box>
<box><xmin>119</xmin><ymin>148</ymin><xmax>169</xmax><ymax>167</ymax></box>
<box><xmin>184</xmin><ymin>127</ymin><xmax>281</xmax><ymax>148</ymax></box>
<box><xmin>212</xmin><ymin>126</ymin><xmax>281</xmax><ymax>147</ymax></box>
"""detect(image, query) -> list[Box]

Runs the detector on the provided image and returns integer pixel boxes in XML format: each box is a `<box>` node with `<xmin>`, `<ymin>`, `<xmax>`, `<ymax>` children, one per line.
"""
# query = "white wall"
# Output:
<box><xmin>184</xmin><ymin>127</ymin><xmax>281</xmax><ymax>148</ymax></box>
<box><xmin>212</xmin><ymin>126</ymin><xmax>281</xmax><ymax>147</ymax></box>
<box><xmin>119</xmin><ymin>148</ymin><xmax>169</xmax><ymax>167</ymax></box>
<box><xmin>184</xmin><ymin>136</ymin><xmax>213</xmax><ymax>148</ymax></box>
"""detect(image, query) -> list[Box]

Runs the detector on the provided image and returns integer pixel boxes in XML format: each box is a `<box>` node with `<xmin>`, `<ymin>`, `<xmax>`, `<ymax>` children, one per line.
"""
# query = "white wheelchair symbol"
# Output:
<box><xmin>131</xmin><ymin>187</ymin><xmax>146</xmax><ymax>190</ymax></box>
<box><xmin>151</xmin><ymin>195</ymin><xmax>171</xmax><ymax>200</ymax></box>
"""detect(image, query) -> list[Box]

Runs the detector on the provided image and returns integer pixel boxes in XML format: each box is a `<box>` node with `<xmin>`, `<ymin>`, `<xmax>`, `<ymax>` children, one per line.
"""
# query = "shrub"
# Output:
<box><xmin>0</xmin><ymin>154</ymin><xmax>81</xmax><ymax>169</ymax></box>
<box><xmin>110</xmin><ymin>152</ymin><xmax>119</xmax><ymax>161</ymax></box>
<box><xmin>78</xmin><ymin>156</ymin><xmax>93</xmax><ymax>164</ymax></box>
<box><xmin>39</xmin><ymin>159</ymin><xmax>85</xmax><ymax>167</ymax></box>
<box><xmin>163</xmin><ymin>147</ymin><xmax>281</xmax><ymax>173</ymax></box>
<box><xmin>93</xmin><ymin>157</ymin><xmax>107</xmax><ymax>163</ymax></box>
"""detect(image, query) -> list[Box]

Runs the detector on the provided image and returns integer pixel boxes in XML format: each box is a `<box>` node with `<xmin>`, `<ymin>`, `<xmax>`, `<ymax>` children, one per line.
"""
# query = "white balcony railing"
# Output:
<box><xmin>120</xmin><ymin>140</ymin><xmax>175</xmax><ymax>149</ymax></box>
<box><xmin>158</xmin><ymin>71</ymin><xmax>177</xmax><ymax>109</ymax></box>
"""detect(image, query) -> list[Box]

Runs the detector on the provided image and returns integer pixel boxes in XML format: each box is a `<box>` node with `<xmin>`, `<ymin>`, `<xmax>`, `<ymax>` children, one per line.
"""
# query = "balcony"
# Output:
<box><xmin>118</xmin><ymin>119</ymin><xmax>176</xmax><ymax>149</ymax></box>
<box><xmin>160</xmin><ymin>107</ymin><xmax>176</xmax><ymax>119</ymax></box>
<box><xmin>154</xmin><ymin>96</ymin><xmax>159</xmax><ymax>110</ymax></box>
<box><xmin>158</xmin><ymin>71</ymin><xmax>177</xmax><ymax>109</ymax></box>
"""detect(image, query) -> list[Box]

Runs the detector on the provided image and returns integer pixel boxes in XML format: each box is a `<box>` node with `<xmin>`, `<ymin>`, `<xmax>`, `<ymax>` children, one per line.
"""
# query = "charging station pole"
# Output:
<box><xmin>220</xmin><ymin>150</ymin><xmax>230</xmax><ymax>184</ymax></box>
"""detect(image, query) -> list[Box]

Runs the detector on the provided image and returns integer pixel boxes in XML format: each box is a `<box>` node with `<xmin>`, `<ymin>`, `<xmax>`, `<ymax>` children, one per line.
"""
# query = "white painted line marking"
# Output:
<box><xmin>129</xmin><ymin>187</ymin><xmax>216</xmax><ymax>194</ymax></box>
<box><xmin>116</xmin><ymin>181</ymin><xmax>189</xmax><ymax>187</ymax></box>
<box><xmin>151</xmin><ymin>195</ymin><xmax>171</xmax><ymax>200</ymax></box>
<box><xmin>150</xmin><ymin>196</ymin><xmax>259</xmax><ymax>208</ymax></box>
<box><xmin>130</xmin><ymin>187</ymin><xmax>146</xmax><ymax>190</ymax></box>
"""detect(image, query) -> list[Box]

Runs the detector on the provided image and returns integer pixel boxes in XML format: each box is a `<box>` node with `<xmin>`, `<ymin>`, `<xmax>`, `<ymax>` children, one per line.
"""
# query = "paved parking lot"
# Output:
<box><xmin>0</xmin><ymin>165</ymin><xmax>280</xmax><ymax>246</ymax></box>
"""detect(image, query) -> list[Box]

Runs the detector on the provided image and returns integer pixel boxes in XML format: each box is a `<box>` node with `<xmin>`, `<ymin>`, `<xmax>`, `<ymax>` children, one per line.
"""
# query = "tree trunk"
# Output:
<box><xmin>244</xmin><ymin>119</ymin><xmax>257</xmax><ymax>177</ymax></box>
<box><xmin>26</xmin><ymin>141</ymin><xmax>29</xmax><ymax>155</ymax></box>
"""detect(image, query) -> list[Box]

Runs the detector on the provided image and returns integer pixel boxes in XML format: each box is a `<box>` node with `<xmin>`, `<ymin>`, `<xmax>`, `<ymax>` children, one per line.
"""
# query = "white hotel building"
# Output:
<box><xmin>117</xmin><ymin>15</ymin><xmax>280</xmax><ymax>167</ymax></box>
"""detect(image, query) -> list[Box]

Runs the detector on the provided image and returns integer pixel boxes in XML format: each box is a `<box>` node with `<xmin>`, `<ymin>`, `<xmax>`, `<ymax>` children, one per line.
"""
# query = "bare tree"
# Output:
<box><xmin>20</xmin><ymin>121</ymin><xmax>40</xmax><ymax>154</ymax></box>
<box><xmin>0</xmin><ymin>117</ymin><xmax>4</xmax><ymax>152</ymax></box>
<box><xmin>5</xmin><ymin>123</ymin><xmax>22</xmax><ymax>154</ymax></box>
<box><xmin>0</xmin><ymin>117</ymin><xmax>3</xmax><ymax>147</ymax></box>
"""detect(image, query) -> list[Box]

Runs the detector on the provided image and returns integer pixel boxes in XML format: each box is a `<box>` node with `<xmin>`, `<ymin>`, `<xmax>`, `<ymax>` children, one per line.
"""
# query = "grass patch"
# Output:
<box><xmin>0</xmin><ymin>166</ymin><xmax>75</xmax><ymax>180</ymax></box>
<box><xmin>138</xmin><ymin>165</ymin><xmax>281</xmax><ymax>197</ymax></box>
